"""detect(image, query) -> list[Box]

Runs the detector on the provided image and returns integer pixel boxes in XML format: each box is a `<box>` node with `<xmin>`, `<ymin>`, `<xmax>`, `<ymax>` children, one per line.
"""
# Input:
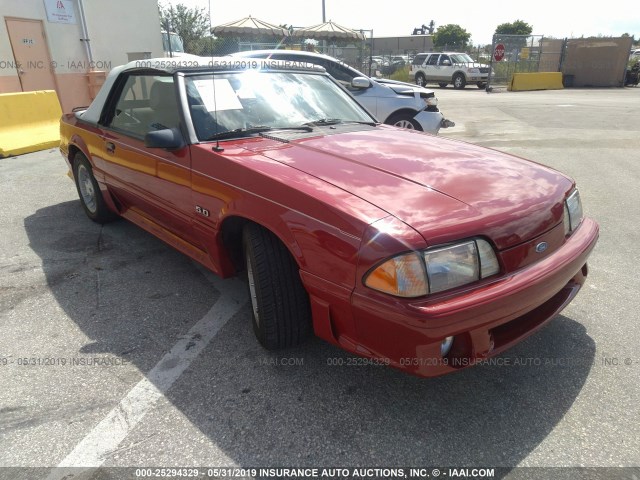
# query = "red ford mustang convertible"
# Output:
<box><xmin>59</xmin><ymin>58</ymin><xmax>599</xmax><ymax>377</ymax></box>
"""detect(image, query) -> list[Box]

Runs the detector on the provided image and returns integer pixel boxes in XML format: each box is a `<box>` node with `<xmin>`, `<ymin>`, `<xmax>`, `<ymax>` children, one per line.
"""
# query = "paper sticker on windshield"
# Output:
<box><xmin>236</xmin><ymin>83</ymin><xmax>256</xmax><ymax>100</ymax></box>
<box><xmin>193</xmin><ymin>79</ymin><xmax>242</xmax><ymax>112</ymax></box>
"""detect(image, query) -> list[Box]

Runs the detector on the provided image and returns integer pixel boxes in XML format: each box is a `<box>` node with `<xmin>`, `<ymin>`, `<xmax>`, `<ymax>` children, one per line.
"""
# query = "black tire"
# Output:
<box><xmin>72</xmin><ymin>152</ymin><xmax>118</xmax><ymax>224</ymax></box>
<box><xmin>415</xmin><ymin>73</ymin><xmax>426</xmax><ymax>87</ymax></box>
<box><xmin>386</xmin><ymin>112</ymin><xmax>422</xmax><ymax>131</ymax></box>
<box><xmin>438</xmin><ymin>82</ymin><xmax>448</xmax><ymax>88</ymax></box>
<box><xmin>477</xmin><ymin>82</ymin><xmax>486</xmax><ymax>89</ymax></box>
<box><xmin>243</xmin><ymin>223</ymin><xmax>312</xmax><ymax>350</ymax></box>
<box><xmin>453</xmin><ymin>73</ymin><xmax>467</xmax><ymax>89</ymax></box>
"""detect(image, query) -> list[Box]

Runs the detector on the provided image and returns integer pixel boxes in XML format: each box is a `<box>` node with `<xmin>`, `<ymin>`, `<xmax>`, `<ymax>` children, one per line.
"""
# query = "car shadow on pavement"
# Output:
<box><xmin>24</xmin><ymin>201</ymin><xmax>596</xmax><ymax>471</ymax></box>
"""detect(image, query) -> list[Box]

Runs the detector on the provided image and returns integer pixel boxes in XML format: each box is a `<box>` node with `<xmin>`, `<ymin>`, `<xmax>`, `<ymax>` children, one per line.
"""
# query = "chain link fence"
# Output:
<box><xmin>185</xmin><ymin>31</ymin><xmax>374</xmax><ymax>75</ymax></box>
<box><xmin>186</xmin><ymin>31</ymin><xmax>432</xmax><ymax>82</ymax></box>
<box><xmin>486</xmin><ymin>34</ymin><xmax>633</xmax><ymax>90</ymax></box>
<box><xmin>182</xmin><ymin>33</ymin><xmax>634</xmax><ymax>89</ymax></box>
<box><xmin>185</xmin><ymin>35</ymin><xmax>489</xmax><ymax>84</ymax></box>
<box><xmin>486</xmin><ymin>35</ymin><xmax>544</xmax><ymax>91</ymax></box>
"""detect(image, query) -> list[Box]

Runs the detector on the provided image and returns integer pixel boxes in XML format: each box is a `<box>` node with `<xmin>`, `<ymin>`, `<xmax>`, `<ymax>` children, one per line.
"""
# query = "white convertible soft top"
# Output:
<box><xmin>78</xmin><ymin>57</ymin><xmax>324</xmax><ymax>124</ymax></box>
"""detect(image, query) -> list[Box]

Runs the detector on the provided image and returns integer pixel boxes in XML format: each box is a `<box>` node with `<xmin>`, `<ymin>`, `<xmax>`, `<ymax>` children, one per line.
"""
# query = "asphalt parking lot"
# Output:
<box><xmin>1</xmin><ymin>86</ymin><xmax>639</xmax><ymax>478</ymax></box>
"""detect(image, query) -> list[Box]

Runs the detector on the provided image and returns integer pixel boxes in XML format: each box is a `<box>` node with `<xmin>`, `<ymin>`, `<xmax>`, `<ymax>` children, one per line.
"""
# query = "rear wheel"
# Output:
<box><xmin>453</xmin><ymin>73</ymin><xmax>467</xmax><ymax>89</ymax></box>
<box><xmin>438</xmin><ymin>82</ymin><xmax>448</xmax><ymax>88</ymax></box>
<box><xmin>477</xmin><ymin>82</ymin><xmax>486</xmax><ymax>89</ymax></box>
<box><xmin>415</xmin><ymin>73</ymin><xmax>426</xmax><ymax>87</ymax></box>
<box><xmin>386</xmin><ymin>112</ymin><xmax>422</xmax><ymax>130</ymax></box>
<box><xmin>73</xmin><ymin>153</ymin><xmax>117</xmax><ymax>224</ymax></box>
<box><xmin>243</xmin><ymin>223</ymin><xmax>312</xmax><ymax>350</ymax></box>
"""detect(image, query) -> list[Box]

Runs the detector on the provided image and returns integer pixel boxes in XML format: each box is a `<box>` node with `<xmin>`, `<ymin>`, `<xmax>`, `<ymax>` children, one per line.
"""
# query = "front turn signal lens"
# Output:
<box><xmin>364</xmin><ymin>252</ymin><xmax>428</xmax><ymax>297</ymax></box>
<box><xmin>566</xmin><ymin>189</ymin><xmax>583</xmax><ymax>232</ymax></box>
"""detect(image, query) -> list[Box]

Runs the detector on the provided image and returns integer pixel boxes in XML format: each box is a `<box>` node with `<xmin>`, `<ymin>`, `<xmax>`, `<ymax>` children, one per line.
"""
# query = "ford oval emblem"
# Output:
<box><xmin>535</xmin><ymin>242</ymin><xmax>548</xmax><ymax>253</ymax></box>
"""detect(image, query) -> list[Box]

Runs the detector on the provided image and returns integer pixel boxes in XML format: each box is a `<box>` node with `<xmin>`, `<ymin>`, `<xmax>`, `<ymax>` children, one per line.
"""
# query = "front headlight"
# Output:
<box><xmin>364</xmin><ymin>238</ymin><xmax>500</xmax><ymax>297</ymax></box>
<box><xmin>564</xmin><ymin>189</ymin><xmax>583</xmax><ymax>235</ymax></box>
<box><xmin>468</xmin><ymin>68</ymin><xmax>480</xmax><ymax>74</ymax></box>
<box><xmin>423</xmin><ymin>96</ymin><xmax>438</xmax><ymax>107</ymax></box>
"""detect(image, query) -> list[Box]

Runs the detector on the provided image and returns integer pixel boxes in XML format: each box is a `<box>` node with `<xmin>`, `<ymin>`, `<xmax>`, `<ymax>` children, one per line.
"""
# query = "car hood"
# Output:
<box><xmin>243</xmin><ymin>126</ymin><xmax>571</xmax><ymax>249</ymax></box>
<box><xmin>375</xmin><ymin>78</ymin><xmax>435</xmax><ymax>95</ymax></box>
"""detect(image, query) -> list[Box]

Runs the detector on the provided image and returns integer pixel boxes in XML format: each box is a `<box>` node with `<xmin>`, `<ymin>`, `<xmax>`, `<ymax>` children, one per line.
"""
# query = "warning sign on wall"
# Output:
<box><xmin>44</xmin><ymin>0</ymin><xmax>77</xmax><ymax>24</ymax></box>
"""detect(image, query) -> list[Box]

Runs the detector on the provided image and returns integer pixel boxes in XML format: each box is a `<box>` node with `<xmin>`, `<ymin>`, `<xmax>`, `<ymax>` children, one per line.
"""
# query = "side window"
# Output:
<box><xmin>325</xmin><ymin>63</ymin><xmax>356</xmax><ymax>84</ymax></box>
<box><xmin>426</xmin><ymin>54</ymin><xmax>439</xmax><ymax>66</ymax></box>
<box><xmin>108</xmin><ymin>75</ymin><xmax>179</xmax><ymax>138</ymax></box>
<box><xmin>439</xmin><ymin>55</ymin><xmax>451</xmax><ymax>65</ymax></box>
<box><xmin>412</xmin><ymin>54</ymin><xmax>427</xmax><ymax>66</ymax></box>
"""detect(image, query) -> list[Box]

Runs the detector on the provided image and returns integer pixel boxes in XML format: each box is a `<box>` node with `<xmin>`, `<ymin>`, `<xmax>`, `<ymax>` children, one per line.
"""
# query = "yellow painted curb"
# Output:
<box><xmin>0</xmin><ymin>90</ymin><xmax>62</xmax><ymax>157</ymax></box>
<box><xmin>509</xmin><ymin>72</ymin><xmax>564</xmax><ymax>91</ymax></box>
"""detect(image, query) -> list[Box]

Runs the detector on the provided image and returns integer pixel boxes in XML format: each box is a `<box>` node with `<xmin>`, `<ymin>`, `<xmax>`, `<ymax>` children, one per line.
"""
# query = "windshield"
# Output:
<box><xmin>162</xmin><ymin>32</ymin><xmax>185</xmax><ymax>53</ymax></box>
<box><xmin>450</xmin><ymin>54</ymin><xmax>474</xmax><ymax>64</ymax></box>
<box><xmin>185</xmin><ymin>71</ymin><xmax>374</xmax><ymax>141</ymax></box>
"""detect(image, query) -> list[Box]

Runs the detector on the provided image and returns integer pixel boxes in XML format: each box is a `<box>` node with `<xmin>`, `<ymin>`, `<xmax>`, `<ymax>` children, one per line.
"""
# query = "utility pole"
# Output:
<box><xmin>321</xmin><ymin>0</ymin><xmax>326</xmax><ymax>53</ymax></box>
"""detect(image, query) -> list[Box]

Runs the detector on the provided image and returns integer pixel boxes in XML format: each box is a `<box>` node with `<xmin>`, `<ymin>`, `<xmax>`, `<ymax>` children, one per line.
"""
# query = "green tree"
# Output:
<box><xmin>433</xmin><ymin>24</ymin><xmax>471</xmax><ymax>49</ymax></box>
<box><xmin>159</xmin><ymin>2</ymin><xmax>210</xmax><ymax>54</ymax></box>
<box><xmin>495</xmin><ymin>20</ymin><xmax>533</xmax><ymax>36</ymax></box>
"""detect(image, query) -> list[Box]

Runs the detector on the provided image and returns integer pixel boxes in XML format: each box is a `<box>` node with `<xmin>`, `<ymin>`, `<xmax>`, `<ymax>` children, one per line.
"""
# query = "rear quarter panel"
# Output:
<box><xmin>60</xmin><ymin>114</ymin><xmax>105</xmax><ymax>178</ymax></box>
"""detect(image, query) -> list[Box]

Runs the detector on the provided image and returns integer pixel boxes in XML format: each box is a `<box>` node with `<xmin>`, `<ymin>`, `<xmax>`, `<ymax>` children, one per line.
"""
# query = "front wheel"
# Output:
<box><xmin>477</xmin><ymin>82</ymin><xmax>486</xmax><ymax>89</ymax></box>
<box><xmin>415</xmin><ymin>73</ymin><xmax>426</xmax><ymax>87</ymax></box>
<box><xmin>73</xmin><ymin>153</ymin><xmax>117</xmax><ymax>224</ymax></box>
<box><xmin>386</xmin><ymin>112</ymin><xmax>422</xmax><ymax>131</ymax></box>
<box><xmin>453</xmin><ymin>73</ymin><xmax>467</xmax><ymax>89</ymax></box>
<box><xmin>243</xmin><ymin>223</ymin><xmax>312</xmax><ymax>350</ymax></box>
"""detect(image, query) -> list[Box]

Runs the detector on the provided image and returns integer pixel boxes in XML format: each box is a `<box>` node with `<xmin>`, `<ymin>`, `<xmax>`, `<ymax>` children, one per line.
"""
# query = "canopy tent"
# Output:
<box><xmin>292</xmin><ymin>20</ymin><xmax>365</xmax><ymax>41</ymax></box>
<box><xmin>212</xmin><ymin>15</ymin><xmax>290</xmax><ymax>37</ymax></box>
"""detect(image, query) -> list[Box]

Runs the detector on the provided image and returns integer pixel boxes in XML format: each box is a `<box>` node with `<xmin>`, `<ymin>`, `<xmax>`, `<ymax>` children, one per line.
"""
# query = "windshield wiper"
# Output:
<box><xmin>303</xmin><ymin>118</ymin><xmax>378</xmax><ymax>127</ymax></box>
<box><xmin>205</xmin><ymin>125</ymin><xmax>312</xmax><ymax>141</ymax></box>
<box><xmin>303</xmin><ymin>118</ymin><xmax>344</xmax><ymax>126</ymax></box>
<box><xmin>340</xmin><ymin>120</ymin><xmax>378</xmax><ymax>126</ymax></box>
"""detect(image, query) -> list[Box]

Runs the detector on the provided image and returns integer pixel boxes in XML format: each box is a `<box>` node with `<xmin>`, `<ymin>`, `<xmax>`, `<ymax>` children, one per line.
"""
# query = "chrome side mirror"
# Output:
<box><xmin>351</xmin><ymin>77</ymin><xmax>371</xmax><ymax>89</ymax></box>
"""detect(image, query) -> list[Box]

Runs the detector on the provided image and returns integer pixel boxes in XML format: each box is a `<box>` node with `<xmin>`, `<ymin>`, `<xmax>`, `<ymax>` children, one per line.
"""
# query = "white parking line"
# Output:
<box><xmin>46</xmin><ymin>271</ymin><xmax>246</xmax><ymax>478</ymax></box>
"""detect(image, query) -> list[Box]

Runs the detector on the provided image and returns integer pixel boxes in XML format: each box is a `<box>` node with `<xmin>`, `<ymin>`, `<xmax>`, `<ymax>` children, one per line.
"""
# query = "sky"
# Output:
<box><xmin>171</xmin><ymin>0</ymin><xmax>639</xmax><ymax>46</ymax></box>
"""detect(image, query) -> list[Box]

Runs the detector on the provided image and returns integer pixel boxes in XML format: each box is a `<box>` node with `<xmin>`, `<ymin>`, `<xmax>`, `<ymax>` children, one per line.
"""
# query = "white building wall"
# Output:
<box><xmin>0</xmin><ymin>0</ymin><xmax>164</xmax><ymax>111</ymax></box>
<box><xmin>0</xmin><ymin>0</ymin><xmax>86</xmax><ymax>77</ymax></box>
<box><xmin>83</xmin><ymin>0</ymin><xmax>163</xmax><ymax>66</ymax></box>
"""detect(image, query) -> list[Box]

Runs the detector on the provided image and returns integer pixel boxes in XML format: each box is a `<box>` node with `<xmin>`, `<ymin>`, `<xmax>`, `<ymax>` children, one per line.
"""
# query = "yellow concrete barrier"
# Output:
<box><xmin>509</xmin><ymin>72</ymin><xmax>564</xmax><ymax>91</ymax></box>
<box><xmin>0</xmin><ymin>90</ymin><xmax>62</xmax><ymax>157</ymax></box>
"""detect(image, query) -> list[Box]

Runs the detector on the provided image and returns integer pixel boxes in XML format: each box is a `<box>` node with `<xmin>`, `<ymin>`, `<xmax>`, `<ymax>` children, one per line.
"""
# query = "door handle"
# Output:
<box><xmin>105</xmin><ymin>142</ymin><xmax>116</xmax><ymax>154</ymax></box>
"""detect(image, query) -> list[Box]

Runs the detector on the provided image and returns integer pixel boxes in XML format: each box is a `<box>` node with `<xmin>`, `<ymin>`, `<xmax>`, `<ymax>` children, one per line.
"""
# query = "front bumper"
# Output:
<box><xmin>469</xmin><ymin>73</ymin><xmax>489</xmax><ymax>82</ymax></box>
<box><xmin>346</xmin><ymin>217</ymin><xmax>599</xmax><ymax>377</ymax></box>
<box><xmin>413</xmin><ymin>110</ymin><xmax>455</xmax><ymax>134</ymax></box>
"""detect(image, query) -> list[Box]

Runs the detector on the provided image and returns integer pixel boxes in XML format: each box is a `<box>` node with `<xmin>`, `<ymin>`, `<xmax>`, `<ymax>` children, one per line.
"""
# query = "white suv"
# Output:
<box><xmin>411</xmin><ymin>52</ymin><xmax>489</xmax><ymax>89</ymax></box>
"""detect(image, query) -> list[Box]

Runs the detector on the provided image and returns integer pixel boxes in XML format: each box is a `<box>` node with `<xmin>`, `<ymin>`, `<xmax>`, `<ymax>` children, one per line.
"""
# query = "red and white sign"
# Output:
<box><xmin>493</xmin><ymin>43</ymin><xmax>505</xmax><ymax>62</ymax></box>
<box><xmin>44</xmin><ymin>0</ymin><xmax>77</xmax><ymax>24</ymax></box>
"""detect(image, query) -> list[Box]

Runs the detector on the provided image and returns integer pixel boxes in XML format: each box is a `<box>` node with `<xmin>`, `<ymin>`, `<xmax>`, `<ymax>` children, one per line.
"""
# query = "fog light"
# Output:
<box><xmin>441</xmin><ymin>336</ymin><xmax>454</xmax><ymax>357</ymax></box>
